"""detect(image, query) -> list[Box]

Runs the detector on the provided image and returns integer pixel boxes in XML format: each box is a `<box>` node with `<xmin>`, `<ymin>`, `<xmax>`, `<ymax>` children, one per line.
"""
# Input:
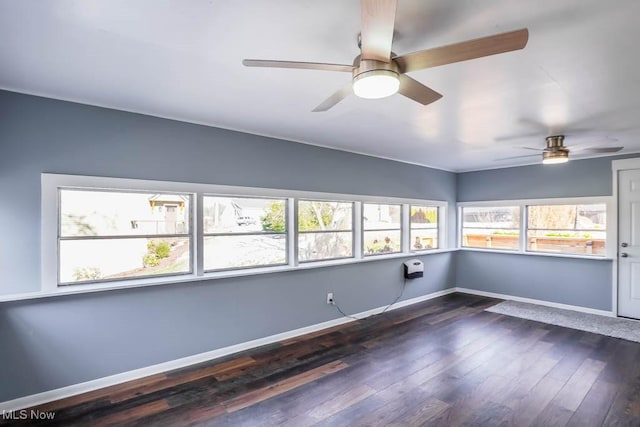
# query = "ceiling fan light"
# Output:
<box><xmin>542</xmin><ymin>150</ymin><xmax>569</xmax><ymax>165</ymax></box>
<box><xmin>352</xmin><ymin>70</ymin><xmax>400</xmax><ymax>99</ymax></box>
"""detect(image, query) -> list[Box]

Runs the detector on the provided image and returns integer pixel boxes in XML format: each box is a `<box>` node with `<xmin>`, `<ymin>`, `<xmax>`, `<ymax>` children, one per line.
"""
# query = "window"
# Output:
<box><xmin>297</xmin><ymin>200</ymin><xmax>353</xmax><ymax>262</ymax></box>
<box><xmin>43</xmin><ymin>174</ymin><xmax>448</xmax><ymax>294</ymax></box>
<box><xmin>527</xmin><ymin>204</ymin><xmax>606</xmax><ymax>256</ymax></box>
<box><xmin>363</xmin><ymin>203</ymin><xmax>402</xmax><ymax>256</ymax></box>
<box><xmin>410</xmin><ymin>205</ymin><xmax>439</xmax><ymax>251</ymax></box>
<box><xmin>458</xmin><ymin>198</ymin><xmax>609</xmax><ymax>258</ymax></box>
<box><xmin>203</xmin><ymin>196</ymin><xmax>288</xmax><ymax>271</ymax></box>
<box><xmin>461</xmin><ymin>206</ymin><xmax>520</xmax><ymax>250</ymax></box>
<box><xmin>59</xmin><ymin>189</ymin><xmax>192</xmax><ymax>284</ymax></box>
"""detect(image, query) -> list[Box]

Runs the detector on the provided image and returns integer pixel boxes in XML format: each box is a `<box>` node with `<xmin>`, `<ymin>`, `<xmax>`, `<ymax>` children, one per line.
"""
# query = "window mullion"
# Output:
<box><xmin>520</xmin><ymin>204</ymin><xmax>527</xmax><ymax>253</ymax></box>
<box><xmin>196</xmin><ymin>192</ymin><xmax>204</xmax><ymax>276</ymax></box>
<box><xmin>354</xmin><ymin>202</ymin><xmax>362</xmax><ymax>259</ymax></box>
<box><xmin>59</xmin><ymin>234</ymin><xmax>191</xmax><ymax>241</ymax></box>
<box><xmin>437</xmin><ymin>206</ymin><xmax>443</xmax><ymax>249</ymax></box>
<box><xmin>457</xmin><ymin>206</ymin><xmax>463</xmax><ymax>248</ymax></box>
<box><xmin>290</xmin><ymin>198</ymin><xmax>297</xmax><ymax>267</ymax></box>
<box><xmin>402</xmin><ymin>204</ymin><xmax>410</xmax><ymax>253</ymax></box>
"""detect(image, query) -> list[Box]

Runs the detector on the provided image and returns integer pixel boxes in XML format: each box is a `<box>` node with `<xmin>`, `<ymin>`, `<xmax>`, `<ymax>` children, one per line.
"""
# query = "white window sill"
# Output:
<box><xmin>459</xmin><ymin>247</ymin><xmax>614</xmax><ymax>261</ymax></box>
<box><xmin>0</xmin><ymin>249</ymin><xmax>457</xmax><ymax>303</ymax></box>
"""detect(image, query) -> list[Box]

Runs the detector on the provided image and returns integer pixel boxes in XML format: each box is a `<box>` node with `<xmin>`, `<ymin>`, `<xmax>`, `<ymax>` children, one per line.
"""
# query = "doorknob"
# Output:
<box><xmin>622</xmin><ymin>243</ymin><xmax>629</xmax><ymax>247</ymax></box>
<box><xmin>621</xmin><ymin>253</ymin><xmax>629</xmax><ymax>257</ymax></box>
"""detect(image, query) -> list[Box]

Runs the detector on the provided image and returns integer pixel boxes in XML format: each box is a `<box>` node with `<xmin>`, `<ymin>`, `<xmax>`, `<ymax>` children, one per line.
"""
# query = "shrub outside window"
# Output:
<box><xmin>461</xmin><ymin>206</ymin><xmax>520</xmax><ymax>250</ymax></box>
<box><xmin>410</xmin><ymin>205</ymin><xmax>439</xmax><ymax>251</ymax></box>
<box><xmin>363</xmin><ymin>203</ymin><xmax>402</xmax><ymax>256</ymax></box>
<box><xmin>298</xmin><ymin>200</ymin><xmax>353</xmax><ymax>262</ymax></box>
<box><xmin>203</xmin><ymin>196</ymin><xmax>288</xmax><ymax>271</ymax></box>
<box><xmin>59</xmin><ymin>189</ymin><xmax>192</xmax><ymax>284</ymax></box>
<box><xmin>527</xmin><ymin>204</ymin><xmax>606</xmax><ymax>256</ymax></box>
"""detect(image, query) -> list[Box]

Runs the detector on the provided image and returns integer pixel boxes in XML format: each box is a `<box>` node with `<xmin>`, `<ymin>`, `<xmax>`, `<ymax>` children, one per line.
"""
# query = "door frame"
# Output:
<box><xmin>611</xmin><ymin>158</ymin><xmax>640</xmax><ymax>317</ymax></box>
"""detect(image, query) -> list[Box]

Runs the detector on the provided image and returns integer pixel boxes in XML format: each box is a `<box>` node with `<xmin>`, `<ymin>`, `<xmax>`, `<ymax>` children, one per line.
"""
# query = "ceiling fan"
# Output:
<box><xmin>243</xmin><ymin>0</ymin><xmax>529</xmax><ymax>112</ymax></box>
<box><xmin>496</xmin><ymin>135</ymin><xmax>624</xmax><ymax>164</ymax></box>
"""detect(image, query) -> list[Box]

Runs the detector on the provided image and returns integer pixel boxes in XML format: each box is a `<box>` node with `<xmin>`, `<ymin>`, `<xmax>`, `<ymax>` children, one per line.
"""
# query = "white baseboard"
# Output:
<box><xmin>455</xmin><ymin>287</ymin><xmax>615</xmax><ymax>317</ymax></box>
<box><xmin>0</xmin><ymin>287</ymin><xmax>456</xmax><ymax>412</ymax></box>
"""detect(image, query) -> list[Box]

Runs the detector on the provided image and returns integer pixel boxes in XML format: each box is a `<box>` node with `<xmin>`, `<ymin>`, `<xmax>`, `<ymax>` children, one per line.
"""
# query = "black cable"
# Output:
<box><xmin>380</xmin><ymin>277</ymin><xmax>407</xmax><ymax>314</ymax></box>
<box><xmin>331</xmin><ymin>277</ymin><xmax>408</xmax><ymax>320</ymax></box>
<box><xmin>332</xmin><ymin>301</ymin><xmax>360</xmax><ymax>320</ymax></box>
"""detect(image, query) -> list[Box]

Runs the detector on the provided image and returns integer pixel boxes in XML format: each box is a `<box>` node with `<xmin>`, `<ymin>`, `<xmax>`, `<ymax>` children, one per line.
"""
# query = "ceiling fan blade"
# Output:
<box><xmin>572</xmin><ymin>146</ymin><xmax>624</xmax><ymax>154</ymax></box>
<box><xmin>360</xmin><ymin>0</ymin><xmax>397</xmax><ymax>62</ymax></box>
<box><xmin>397</xmin><ymin>75</ymin><xmax>442</xmax><ymax>105</ymax></box>
<box><xmin>393</xmin><ymin>28</ymin><xmax>529</xmax><ymax>73</ymax></box>
<box><xmin>242</xmin><ymin>59</ymin><xmax>353</xmax><ymax>73</ymax></box>
<box><xmin>494</xmin><ymin>131</ymin><xmax>544</xmax><ymax>142</ymax></box>
<box><xmin>494</xmin><ymin>154</ymin><xmax>540</xmax><ymax>161</ymax></box>
<box><xmin>312</xmin><ymin>85</ymin><xmax>353</xmax><ymax>112</ymax></box>
<box><xmin>521</xmin><ymin>146</ymin><xmax>543</xmax><ymax>151</ymax></box>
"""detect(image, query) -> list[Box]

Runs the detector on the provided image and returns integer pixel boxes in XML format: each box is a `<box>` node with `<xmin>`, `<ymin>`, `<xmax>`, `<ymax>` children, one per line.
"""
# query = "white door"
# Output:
<box><xmin>618</xmin><ymin>169</ymin><xmax>640</xmax><ymax>319</ymax></box>
<box><xmin>164</xmin><ymin>205</ymin><xmax>177</xmax><ymax>234</ymax></box>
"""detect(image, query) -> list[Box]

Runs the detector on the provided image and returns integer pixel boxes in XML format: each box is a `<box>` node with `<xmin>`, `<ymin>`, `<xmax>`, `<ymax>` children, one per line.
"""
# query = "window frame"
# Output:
<box><xmin>361</xmin><ymin>202</ymin><xmax>403</xmax><ymax>257</ymax></box>
<box><xmin>202</xmin><ymin>194</ymin><xmax>289</xmax><ymax>272</ymax></box>
<box><xmin>409</xmin><ymin>205</ymin><xmax>440</xmax><ymax>253</ymax></box>
<box><xmin>297</xmin><ymin>199</ymin><xmax>355</xmax><ymax>263</ymax></box>
<box><xmin>57</xmin><ymin>187</ymin><xmax>194</xmax><ymax>285</ymax></box>
<box><xmin>41</xmin><ymin>174</ymin><xmax>449</xmax><ymax>296</ymax></box>
<box><xmin>459</xmin><ymin>204</ymin><xmax>521</xmax><ymax>252</ymax></box>
<box><xmin>526</xmin><ymin>203</ymin><xmax>608</xmax><ymax>257</ymax></box>
<box><xmin>457</xmin><ymin>196</ymin><xmax>615</xmax><ymax>259</ymax></box>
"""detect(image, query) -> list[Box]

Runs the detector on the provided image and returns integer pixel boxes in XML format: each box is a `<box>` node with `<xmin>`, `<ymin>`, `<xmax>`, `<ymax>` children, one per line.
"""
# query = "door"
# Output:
<box><xmin>164</xmin><ymin>205</ymin><xmax>177</xmax><ymax>234</ymax></box>
<box><xmin>618</xmin><ymin>169</ymin><xmax>640</xmax><ymax>318</ymax></box>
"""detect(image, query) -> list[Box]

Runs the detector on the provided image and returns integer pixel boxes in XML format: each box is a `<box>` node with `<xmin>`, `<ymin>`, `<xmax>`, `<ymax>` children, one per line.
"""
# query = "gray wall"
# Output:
<box><xmin>457</xmin><ymin>251</ymin><xmax>612</xmax><ymax>310</ymax></box>
<box><xmin>456</xmin><ymin>158</ymin><xmax>620</xmax><ymax>311</ymax></box>
<box><xmin>0</xmin><ymin>90</ymin><xmax>457</xmax><ymax>402</ymax></box>
<box><xmin>457</xmin><ymin>158</ymin><xmax>616</xmax><ymax>201</ymax></box>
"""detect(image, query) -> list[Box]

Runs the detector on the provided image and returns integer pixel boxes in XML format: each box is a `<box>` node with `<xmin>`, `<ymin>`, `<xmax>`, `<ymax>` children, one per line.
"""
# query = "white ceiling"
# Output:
<box><xmin>1</xmin><ymin>0</ymin><xmax>640</xmax><ymax>172</ymax></box>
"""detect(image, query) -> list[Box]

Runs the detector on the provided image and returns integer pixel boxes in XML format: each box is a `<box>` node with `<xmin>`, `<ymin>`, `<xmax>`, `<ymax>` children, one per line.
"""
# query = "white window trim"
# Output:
<box><xmin>457</xmin><ymin>196</ymin><xmax>615</xmax><ymax>260</ymax></box>
<box><xmin>408</xmin><ymin>205</ymin><xmax>442</xmax><ymax>253</ymax></box>
<box><xmin>296</xmin><ymin>199</ymin><xmax>356</xmax><ymax>263</ymax></box>
<box><xmin>361</xmin><ymin>202</ymin><xmax>403</xmax><ymax>258</ymax></box>
<box><xmin>202</xmin><ymin>194</ymin><xmax>289</xmax><ymax>272</ymax></box>
<box><xmin>40</xmin><ymin>173</ymin><xmax>449</xmax><ymax>298</ymax></box>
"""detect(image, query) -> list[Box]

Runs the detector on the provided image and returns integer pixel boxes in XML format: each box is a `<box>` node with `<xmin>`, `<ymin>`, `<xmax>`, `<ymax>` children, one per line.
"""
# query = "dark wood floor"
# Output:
<box><xmin>14</xmin><ymin>293</ymin><xmax>640</xmax><ymax>426</ymax></box>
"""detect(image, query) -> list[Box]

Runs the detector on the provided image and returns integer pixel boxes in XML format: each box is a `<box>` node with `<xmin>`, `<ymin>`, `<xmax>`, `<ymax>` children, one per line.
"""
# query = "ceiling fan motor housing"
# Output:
<box><xmin>352</xmin><ymin>59</ymin><xmax>400</xmax><ymax>99</ymax></box>
<box><xmin>353</xmin><ymin>59</ymin><xmax>399</xmax><ymax>82</ymax></box>
<box><xmin>543</xmin><ymin>135</ymin><xmax>569</xmax><ymax>163</ymax></box>
<box><xmin>353</xmin><ymin>58</ymin><xmax>398</xmax><ymax>78</ymax></box>
<box><xmin>545</xmin><ymin>135</ymin><xmax>566</xmax><ymax>149</ymax></box>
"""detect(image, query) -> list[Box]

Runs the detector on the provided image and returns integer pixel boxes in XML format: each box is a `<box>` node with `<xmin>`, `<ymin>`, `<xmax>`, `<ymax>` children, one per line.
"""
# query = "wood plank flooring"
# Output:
<box><xmin>10</xmin><ymin>293</ymin><xmax>640</xmax><ymax>426</ymax></box>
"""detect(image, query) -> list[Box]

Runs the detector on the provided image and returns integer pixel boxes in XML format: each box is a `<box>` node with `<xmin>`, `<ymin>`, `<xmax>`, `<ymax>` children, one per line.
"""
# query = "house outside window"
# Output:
<box><xmin>59</xmin><ymin>189</ymin><xmax>192</xmax><ymax>285</ymax></box>
<box><xmin>203</xmin><ymin>196</ymin><xmax>288</xmax><ymax>271</ymax></box>
<box><xmin>410</xmin><ymin>205</ymin><xmax>439</xmax><ymax>251</ymax></box>
<box><xmin>363</xmin><ymin>203</ymin><xmax>402</xmax><ymax>256</ymax></box>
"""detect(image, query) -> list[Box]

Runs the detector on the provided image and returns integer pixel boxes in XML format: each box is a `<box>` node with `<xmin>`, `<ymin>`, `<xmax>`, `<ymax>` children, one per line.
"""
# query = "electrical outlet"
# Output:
<box><xmin>326</xmin><ymin>292</ymin><xmax>335</xmax><ymax>305</ymax></box>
